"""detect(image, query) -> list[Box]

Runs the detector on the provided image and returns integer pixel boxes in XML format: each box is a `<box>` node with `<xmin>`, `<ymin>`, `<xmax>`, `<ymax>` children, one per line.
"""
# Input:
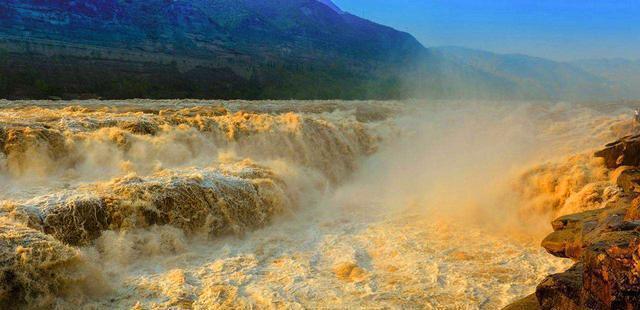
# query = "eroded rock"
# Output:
<box><xmin>503</xmin><ymin>294</ymin><xmax>540</xmax><ymax>310</ymax></box>
<box><xmin>582</xmin><ymin>238</ymin><xmax>640</xmax><ymax>308</ymax></box>
<box><xmin>537</xmin><ymin>206</ymin><xmax>640</xmax><ymax>308</ymax></box>
<box><xmin>595</xmin><ymin>134</ymin><xmax>640</xmax><ymax>169</ymax></box>
<box><xmin>536</xmin><ymin>263</ymin><xmax>582</xmax><ymax>310</ymax></box>
<box><xmin>611</xmin><ymin>166</ymin><xmax>640</xmax><ymax>193</ymax></box>
<box><xmin>510</xmin><ymin>137</ymin><xmax>640</xmax><ymax>309</ymax></box>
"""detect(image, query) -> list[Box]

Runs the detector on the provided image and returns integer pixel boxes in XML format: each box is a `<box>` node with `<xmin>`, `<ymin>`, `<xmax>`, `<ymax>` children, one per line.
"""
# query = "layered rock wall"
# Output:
<box><xmin>511</xmin><ymin>135</ymin><xmax>640</xmax><ymax>309</ymax></box>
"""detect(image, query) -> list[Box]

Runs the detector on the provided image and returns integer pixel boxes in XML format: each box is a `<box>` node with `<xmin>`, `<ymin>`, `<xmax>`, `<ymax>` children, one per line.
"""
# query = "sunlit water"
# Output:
<box><xmin>0</xmin><ymin>99</ymin><xmax>633</xmax><ymax>309</ymax></box>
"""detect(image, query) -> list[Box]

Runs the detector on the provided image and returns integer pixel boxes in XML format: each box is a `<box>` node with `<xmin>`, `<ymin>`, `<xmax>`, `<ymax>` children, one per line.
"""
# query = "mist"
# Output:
<box><xmin>0</xmin><ymin>99</ymin><xmax>632</xmax><ymax>308</ymax></box>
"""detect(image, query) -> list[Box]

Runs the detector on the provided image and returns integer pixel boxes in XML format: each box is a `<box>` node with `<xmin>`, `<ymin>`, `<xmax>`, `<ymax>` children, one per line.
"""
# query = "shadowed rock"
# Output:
<box><xmin>595</xmin><ymin>134</ymin><xmax>640</xmax><ymax>169</ymax></box>
<box><xmin>503</xmin><ymin>294</ymin><xmax>540</xmax><ymax>310</ymax></box>
<box><xmin>611</xmin><ymin>166</ymin><xmax>640</xmax><ymax>193</ymax></box>
<box><xmin>509</xmin><ymin>136</ymin><xmax>640</xmax><ymax>309</ymax></box>
<box><xmin>536</xmin><ymin>263</ymin><xmax>582</xmax><ymax>310</ymax></box>
<box><xmin>538</xmin><ymin>203</ymin><xmax>640</xmax><ymax>309</ymax></box>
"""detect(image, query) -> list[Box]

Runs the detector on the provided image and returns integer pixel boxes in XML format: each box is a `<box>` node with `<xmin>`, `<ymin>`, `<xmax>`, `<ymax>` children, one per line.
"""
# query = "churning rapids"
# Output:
<box><xmin>0</xmin><ymin>99</ymin><xmax>635</xmax><ymax>309</ymax></box>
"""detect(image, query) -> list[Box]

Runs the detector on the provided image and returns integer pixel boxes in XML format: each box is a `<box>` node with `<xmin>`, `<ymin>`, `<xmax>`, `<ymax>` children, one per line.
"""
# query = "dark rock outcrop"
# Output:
<box><xmin>536</xmin><ymin>263</ymin><xmax>583</xmax><ymax>309</ymax></box>
<box><xmin>611</xmin><ymin>166</ymin><xmax>640</xmax><ymax>193</ymax></box>
<box><xmin>595</xmin><ymin>135</ymin><xmax>640</xmax><ymax>169</ymax></box>
<box><xmin>537</xmin><ymin>204</ymin><xmax>640</xmax><ymax>309</ymax></box>
<box><xmin>509</xmin><ymin>139</ymin><xmax>640</xmax><ymax>309</ymax></box>
<box><xmin>504</xmin><ymin>294</ymin><xmax>541</xmax><ymax>310</ymax></box>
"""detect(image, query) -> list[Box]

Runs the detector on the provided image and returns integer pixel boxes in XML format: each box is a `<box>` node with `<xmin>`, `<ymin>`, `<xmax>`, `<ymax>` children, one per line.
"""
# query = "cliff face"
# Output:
<box><xmin>511</xmin><ymin>135</ymin><xmax>640</xmax><ymax>309</ymax></box>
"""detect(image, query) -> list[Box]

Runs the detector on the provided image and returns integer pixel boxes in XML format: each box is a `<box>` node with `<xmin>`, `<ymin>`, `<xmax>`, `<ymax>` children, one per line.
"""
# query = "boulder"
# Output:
<box><xmin>625</xmin><ymin>197</ymin><xmax>640</xmax><ymax>221</ymax></box>
<box><xmin>611</xmin><ymin>166</ymin><xmax>640</xmax><ymax>194</ymax></box>
<box><xmin>595</xmin><ymin>134</ymin><xmax>640</xmax><ymax>169</ymax></box>
<box><xmin>538</xmin><ymin>201</ymin><xmax>640</xmax><ymax>308</ymax></box>
<box><xmin>582</xmin><ymin>239</ymin><xmax>640</xmax><ymax>308</ymax></box>
<box><xmin>536</xmin><ymin>263</ymin><xmax>582</xmax><ymax>310</ymax></box>
<box><xmin>503</xmin><ymin>294</ymin><xmax>540</xmax><ymax>310</ymax></box>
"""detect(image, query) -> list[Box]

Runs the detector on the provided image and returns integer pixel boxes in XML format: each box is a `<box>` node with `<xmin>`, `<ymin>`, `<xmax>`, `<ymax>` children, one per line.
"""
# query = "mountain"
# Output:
<box><xmin>316</xmin><ymin>0</ymin><xmax>344</xmax><ymax>14</ymax></box>
<box><xmin>0</xmin><ymin>0</ymin><xmax>634</xmax><ymax>100</ymax></box>
<box><xmin>571</xmin><ymin>58</ymin><xmax>640</xmax><ymax>99</ymax></box>
<box><xmin>0</xmin><ymin>0</ymin><xmax>423</xmax><ymax>99</ymax></box>
<box><xmin>418</xmin><ymin>47</ymin><xmax>618</xmax><ymax>100</ymax></box>
<box><xmin>0</xmin><ymin>0</ymin><xmax>421</xmax><ymax>62</ymax></box>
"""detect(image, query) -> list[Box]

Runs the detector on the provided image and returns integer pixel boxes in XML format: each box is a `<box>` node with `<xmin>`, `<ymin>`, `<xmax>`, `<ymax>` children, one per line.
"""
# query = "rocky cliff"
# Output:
<box><xmin>508</xmin><ymin>135</ymin><xmax>640</xmax><ymax>309</ymax></box>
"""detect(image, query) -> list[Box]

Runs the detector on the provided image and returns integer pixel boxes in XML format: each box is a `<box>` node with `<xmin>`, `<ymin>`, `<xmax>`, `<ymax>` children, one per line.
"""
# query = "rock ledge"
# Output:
<box><xmin>509</xmin><ymin>136</ymin><xmax>640</xmax><ymax>309</ymax></box>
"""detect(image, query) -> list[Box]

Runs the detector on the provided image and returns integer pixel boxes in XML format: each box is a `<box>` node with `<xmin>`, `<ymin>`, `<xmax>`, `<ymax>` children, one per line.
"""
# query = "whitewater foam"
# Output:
<box><xmin>0</xmin><ymin>99</ymin><xmax>633</xmax><ymax>308</ymax></box>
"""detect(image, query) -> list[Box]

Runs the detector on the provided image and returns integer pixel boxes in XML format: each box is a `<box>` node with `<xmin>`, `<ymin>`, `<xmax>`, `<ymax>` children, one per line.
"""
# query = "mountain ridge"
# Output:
<box><xmin>0</xmin><ymin>0</ymin><xmax>426</xmax><ymax>99</ymax></box>
<box><xmin>315</xmin><ymin>0</ymin><xmax>344</xmax><ymax>14</ymax></box>
<box><xmin>426</xmin><ymin>46</ymin><xmax>618</xmax><ymax>100</ymax></box>
<box><xmin>0</xmin><ymin>0</ymin><xmax>423</xmax><ymax>62</ymax></box>
<box><xmin>570</xmin><ymin>58</ymin><xmax>640</xmax><ymax>99</ymax></box>
<box><xmin>0</xmin><ymin>0</ymin><xmax>635</xmax><ymax>100</ymax></box>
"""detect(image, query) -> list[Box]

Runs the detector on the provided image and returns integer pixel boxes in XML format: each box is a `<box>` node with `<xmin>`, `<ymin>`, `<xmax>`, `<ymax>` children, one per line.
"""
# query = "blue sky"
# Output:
<box><xmin>331</xmin><ymin>0</ymin><xmax>640</xmax><ymax>61</ymax></box>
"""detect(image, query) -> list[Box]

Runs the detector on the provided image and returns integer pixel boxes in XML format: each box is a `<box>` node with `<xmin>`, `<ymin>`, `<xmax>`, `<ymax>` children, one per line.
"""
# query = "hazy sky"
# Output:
<box><xmin>331</xmin><ymin>0</ymin><xmax>640</xmax><ymax>61</ymax></box>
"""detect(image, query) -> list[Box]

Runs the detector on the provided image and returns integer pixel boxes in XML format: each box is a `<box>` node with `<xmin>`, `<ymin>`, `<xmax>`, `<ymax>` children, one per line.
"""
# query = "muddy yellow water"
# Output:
<box><xmin>0</xmin><ymin>100</ymin><xmax>632</xmax><ymax>309</ymax></box>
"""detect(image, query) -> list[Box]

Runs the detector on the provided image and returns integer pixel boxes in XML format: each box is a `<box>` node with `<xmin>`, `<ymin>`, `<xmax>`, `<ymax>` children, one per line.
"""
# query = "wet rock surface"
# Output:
<box><xmin>511</xmin><ymin>138</ymin><xmax>640</xmax><ymax>309</ymax></box>
<box><xmin>595</xmin><ymin>134</ymin><xmax>640</xmax><ymax>169</ymax></box>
